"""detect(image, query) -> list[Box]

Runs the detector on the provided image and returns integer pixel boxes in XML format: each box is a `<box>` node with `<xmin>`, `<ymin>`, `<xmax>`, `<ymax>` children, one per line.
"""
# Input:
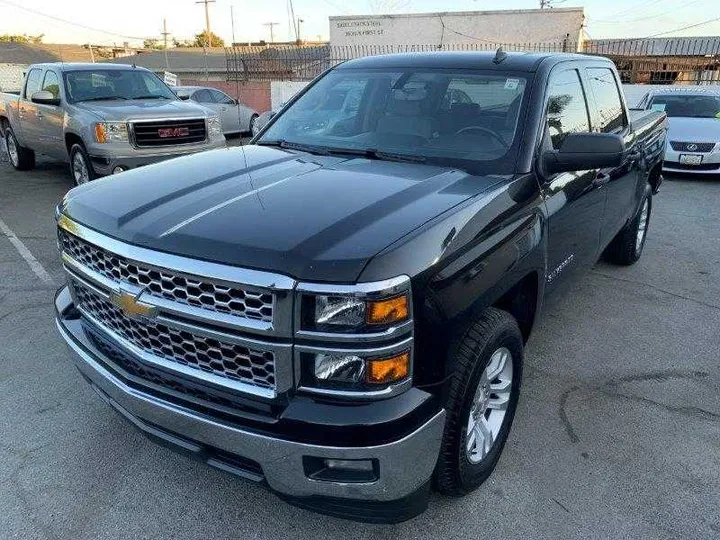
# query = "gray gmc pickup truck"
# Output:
<box><xmin>0</xmin><ymin>63</ymin><xmax>226</xmax><ymax>184</ymax></box>
<box><xmin>54</xmin><ymin>51</ymin><xmax>666</xmax><ymax>523</ymax></box>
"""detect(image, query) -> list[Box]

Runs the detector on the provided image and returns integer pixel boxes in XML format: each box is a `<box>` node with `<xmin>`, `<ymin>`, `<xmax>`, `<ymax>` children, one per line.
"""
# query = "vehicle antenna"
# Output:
<box><xmin>493</xmin><ymin>46</ymin><xmax>507</xmax><ymax>64</ymax></box>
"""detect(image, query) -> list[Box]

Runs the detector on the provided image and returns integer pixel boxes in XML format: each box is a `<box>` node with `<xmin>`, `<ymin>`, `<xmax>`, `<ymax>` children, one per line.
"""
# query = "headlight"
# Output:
<box><xmin>308</xmin><ymin>293</ymin><xmax>409</xmax><ymax>330</ymax></box>
<box><xmin>94</xmin><ymin>122</ymin><xmax>128</xmax><ymax>143</ymax></box>
<box><xmin>297</xmin><ymin>276</ymin><xmax>413</xmax><ymax>395</ymax></box>
<box><xmin>303</xmin><ymin>348</ymin><xmax>411</xmax><ymax>391</ymax></box>
<box><xmin>207</xmin><ymin>116</ymin><xmax>222</xmax><ymax>137</ymax></box>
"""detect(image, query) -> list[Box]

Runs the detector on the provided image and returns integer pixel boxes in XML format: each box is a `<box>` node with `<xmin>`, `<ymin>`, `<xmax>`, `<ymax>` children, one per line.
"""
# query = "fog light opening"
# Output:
<box><xmin>303</xmin><ymin>456</ymin><xmax>379</xmax><ymax>483</ymax></box>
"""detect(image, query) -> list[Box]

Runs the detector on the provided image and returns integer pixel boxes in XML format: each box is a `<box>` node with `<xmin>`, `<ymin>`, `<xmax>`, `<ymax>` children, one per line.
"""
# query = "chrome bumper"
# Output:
<box><xmin>55</xmin><ymin>287</ymin><xmax>445</xmax><ymax>506</ymax></box>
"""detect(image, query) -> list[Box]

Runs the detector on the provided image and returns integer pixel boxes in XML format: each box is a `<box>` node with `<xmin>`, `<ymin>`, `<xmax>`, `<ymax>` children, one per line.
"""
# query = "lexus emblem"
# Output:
<box><xmin>109</xmin><ymin>288</ymin><xmax>158</xmax><ymax>320</ymax></box>
<box><xmin>686</xmin><ymin>143</ymin><xmax>698</xmax><ymax>152</ymax></box>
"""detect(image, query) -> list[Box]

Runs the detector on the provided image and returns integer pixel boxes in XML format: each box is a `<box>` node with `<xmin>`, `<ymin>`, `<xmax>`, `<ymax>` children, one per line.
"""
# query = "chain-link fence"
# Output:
<box><xmin>226</xmin><ymin>41</ymin><xmax>720</xmax><ymax>85</ymax></box>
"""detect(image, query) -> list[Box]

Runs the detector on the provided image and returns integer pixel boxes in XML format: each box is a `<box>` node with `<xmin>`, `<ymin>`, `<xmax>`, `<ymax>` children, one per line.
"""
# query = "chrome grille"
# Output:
<box><xmin>59</xmin><ymin>230</ymin><xmax>274</xmax><ymax>323</ymax></box>
<box><xmin>132</xmin><ymin>118</ymin><xmax>207</xmax><ymax>147</ymax></box>
<box><xmin>669</xmin><ymin>141</ymin><xmax>715</xmax><ymax>153</ymax></box>
<box><xmin>73</xmin><ymin>282</ymin><xmax>276</xmax><ymax>390</ymax></box>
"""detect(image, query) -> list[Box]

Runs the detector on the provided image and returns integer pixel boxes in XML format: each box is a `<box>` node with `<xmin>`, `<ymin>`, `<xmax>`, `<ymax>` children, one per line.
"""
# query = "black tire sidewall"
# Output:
<box><xmin>456</xmin><ymin>327</ymin><xmax>523</xmax><ymax>486</ymax></box>
<box><xmin>632</xmin><ymin>192</ymin><xmax>652</xmax><ymax>260</ymax></box>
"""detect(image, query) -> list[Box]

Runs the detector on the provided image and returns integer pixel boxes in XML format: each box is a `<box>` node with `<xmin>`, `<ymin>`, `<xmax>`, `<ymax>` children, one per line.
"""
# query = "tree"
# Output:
<box><xmin>0</xmin><ymin>33</ymin><xmax>44</xmax><ymax>43</ymax></box>
<box><xmin>172</xmin><ymin>38</ymin><xmax>194</xmax><ymax>48</ymax></box>
<box><xmin>193</xmin><ymin>31</ymin><xmax>224</xmax><ymax>47</ymax></box>
<box><xmin>143</xmin><ymin>38</ymin><xmax>165</xmax><ymax>50</ymax></box>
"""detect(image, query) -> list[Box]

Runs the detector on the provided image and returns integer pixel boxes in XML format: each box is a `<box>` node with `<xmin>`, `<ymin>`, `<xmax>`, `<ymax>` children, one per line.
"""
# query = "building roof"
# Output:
<box><xmin>0</xmin><ymin>42</ymin><xmax>58</xmax><ymax>64</ymax></box>
<box><xmin>29</xmin><ymin>62</ymin><xmax>153</xmax><ymax>72</ymax></box>
<box><xmin>329</xmin><ymin>7</ymin><xmax>584</xmax><ymax>21</ymax></box>
<box><xmin>586</xmin><ymin>37</ymin><xmax>720</xmax><ymax>57</ymax></box>
<box><xmin>108</xmin><ymin>48</ymin><xmax>228</xmax><ymax>73</ymax></box>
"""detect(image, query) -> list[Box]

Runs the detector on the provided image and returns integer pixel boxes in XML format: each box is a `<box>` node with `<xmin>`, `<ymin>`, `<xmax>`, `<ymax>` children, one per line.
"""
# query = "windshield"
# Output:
<box><xmin>259</xmin><ymin>68</ymin><xmax>528</xmax><ymax>173</ymax></box>
<box><xmin>63</xmin><ymin>69</ymin><xmax>177</xmax><ymax>103</ymax></box>
<box><xmin>649</xmin><ymin>94</ymin><xmax>720</xmax><ymax>118</ymax></box>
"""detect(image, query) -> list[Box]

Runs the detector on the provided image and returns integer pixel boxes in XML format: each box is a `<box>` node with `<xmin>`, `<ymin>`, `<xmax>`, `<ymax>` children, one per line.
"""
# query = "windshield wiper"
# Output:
<box><xmin>133</xmin><ymin>95</ymin><xmax>171</xmax><ymax>100</ymax></box>
<box><xmin>76</xmin><ymin>96</ymin><xmax>129</xmax><ymax>102</ymax></box>
<box><xmin>256</xmin><ymin>139</ymin><xmax>330</xmax><ymax>156</ymax></box>
<box><xmin>327</xmin><ymin>147</ymin><xmax>427</xmax><ymax>164</ymax></box>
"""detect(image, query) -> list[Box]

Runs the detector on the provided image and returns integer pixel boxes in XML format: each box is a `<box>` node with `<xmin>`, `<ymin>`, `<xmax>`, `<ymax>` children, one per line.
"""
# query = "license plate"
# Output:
<box><xmin>679</xmin><ymin>154</ymin><xmax>703</xmax><ymax>165</ymax></box>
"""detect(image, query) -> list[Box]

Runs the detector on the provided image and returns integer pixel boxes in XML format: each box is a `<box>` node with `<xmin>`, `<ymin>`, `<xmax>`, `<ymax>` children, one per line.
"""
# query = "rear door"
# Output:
<box><xmin>540</xmin><ymin>65</ymin><xmax>606</xmax><ymax>291</ymax></box>
<box><xmin>15</xmin><ymin>67</ymin><xmax>44</xmax><ymax>148</ymax></box>
<box><xmin>34</xmin><ymin>69</ymin><xmax>65</xmax><ymax>159</ymax></box>
<box><xmin>583</xmin><ymin>65</ymin><xmax>641</xmax><ymax>247</ymax></box>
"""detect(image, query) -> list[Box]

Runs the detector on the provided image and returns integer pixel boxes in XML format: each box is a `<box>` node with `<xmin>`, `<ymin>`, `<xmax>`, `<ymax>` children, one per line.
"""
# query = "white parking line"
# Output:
<box><xmin>0</xmin><ymin>216</ymin><xmax>54</xmax><ymax>285</ymax></box>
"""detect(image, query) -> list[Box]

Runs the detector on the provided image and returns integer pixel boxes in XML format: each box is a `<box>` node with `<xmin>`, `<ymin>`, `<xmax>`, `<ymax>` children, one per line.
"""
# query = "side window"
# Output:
<box><xmin>587</xmin><ymin>67</ymin><xmax>626</xmax><ymax>133</ymax></box>
<box><xmin>193</xmin><ymin>89</ymin><xmax>213</xmax><ymax>103</ymax></box>
<box><xmin>41</xmin><ymin>71</ymin><xmax>61</xmax><ymax>100</ymax></box>
<box><xmin>210</xmin><ymin>89</ymin><xmax>233</xmax><ymax>104</ymax></box>
<box><xmin>546</xmin><ymin>69</ymin><xmax>590</xmax><ymax>150</ymax></box>
<box><xmin>24</xmin><ymin>69</ymin><xmax>43</xmax><ymax>99</ymax></box>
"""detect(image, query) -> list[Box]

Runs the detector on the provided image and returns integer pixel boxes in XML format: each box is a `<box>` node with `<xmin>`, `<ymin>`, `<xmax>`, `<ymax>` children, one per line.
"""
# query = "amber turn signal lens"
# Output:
<box><xmin>366</xmin><ymin>295</ymin><xmax>409</xmax><ymax>325</ymax></box>
<box><xmin>366</xmin><ymin>352</ymin><xmax>410</xmax><ymax>385</ymax></box>
<box><xmin>94</xmin><ymin>123</ymin><xmax>107</xmax><ymax>143</ymax></box>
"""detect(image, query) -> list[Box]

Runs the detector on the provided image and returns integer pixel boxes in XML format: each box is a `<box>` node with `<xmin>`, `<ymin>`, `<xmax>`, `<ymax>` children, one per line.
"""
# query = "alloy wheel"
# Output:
<box><xmin>7</xmin><ymin>134</ymin><xmax>19</xmax><ymax>167</ymax></box>
<box><xmin>635</xmin><ymin>199</ymin><xmax>649</xmax><ymax>253</ymax></box>
<box><xmin>465</xmin><ymin>347</ymin><xmax>513</xmax><ymax>464</ymax></box>
<box><xmin>72</xmin><ymin>152</ymin><xmax>90</xmax><ymax>185</ymax></box>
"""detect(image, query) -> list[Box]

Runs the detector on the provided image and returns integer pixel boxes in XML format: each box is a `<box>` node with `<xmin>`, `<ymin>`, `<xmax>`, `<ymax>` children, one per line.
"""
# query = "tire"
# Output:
<box><xmin>249</xmin><ymin>114</ymin><xmax>259</xmax><ymax>135</ymax></box>
<box><xmin>69</xmin><ymin>143</ymin><xmax>96</xmax><ymax>186</ymax></box>
<box><xmin>604</xmin><ymin>188</ymin><xmax>652</xmax><ymax>265</ymax></box>
<box><xmin>5</xmin><ymin>127</ymin><xmax>35</xmax><ymax>171</ymax></box>
<box><xmin>434</xmin><ymin>307</ymin><xmax>524</xmax><ymax>496</ymax></box>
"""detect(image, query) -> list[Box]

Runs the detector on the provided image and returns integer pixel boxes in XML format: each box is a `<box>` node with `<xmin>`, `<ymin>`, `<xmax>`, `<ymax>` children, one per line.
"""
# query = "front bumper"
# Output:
<box><xmin>54</xmin><ymin>286</ymin><xmax>445</xmax><ymax>523</ymax></box>
<box><xmin>88</xmin><ymin>138</ymin><xmax>227</xmax><ymax>176</ymax></box>
<box><xmin>663</xmin><ymin>146</ymin><xmax>720</xmax><ymax>174</ymax></box>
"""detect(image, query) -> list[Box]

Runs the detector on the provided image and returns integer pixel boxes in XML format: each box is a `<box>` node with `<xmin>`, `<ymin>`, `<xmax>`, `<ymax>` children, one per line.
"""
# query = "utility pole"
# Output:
<box><xmin>264</xmin><ymin>22</ymin><xmax>279</xmax><ymax>43</ymax></box>
<box><xmin>288</xmin><ymin>0</ymin><xmax>297</xmax><ymax>41</ymax></box>
<box><xmin>195</xmin><ymin>0</ymin><xmax>216</xmax><ymax>46</ymax></box>
<box><xmin>161</xmin><ymin>18</ymin><xmax>171</xmax><ymax>49</ymax></box>
<box><xmin>296</xmin><ymin>18</ymin><xmax>304</xmax><ymax>42</ymax></box>
<box><xmin>230</xmin><ymin>5</ymin><xmax>236</xmax><ymax>46</ymax></box>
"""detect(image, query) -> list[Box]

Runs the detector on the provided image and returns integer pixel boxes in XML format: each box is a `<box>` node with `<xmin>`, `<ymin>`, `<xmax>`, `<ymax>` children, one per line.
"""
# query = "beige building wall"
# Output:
<box><xmin>330</xmin><ymin>8</ymin><xmax>585</xmax><ymax>50</ymax></box>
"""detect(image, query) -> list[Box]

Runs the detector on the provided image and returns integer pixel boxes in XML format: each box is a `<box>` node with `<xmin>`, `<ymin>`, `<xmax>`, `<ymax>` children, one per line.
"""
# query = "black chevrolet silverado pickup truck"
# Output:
<box><xmin>54</xmin><ymin>52</ymin><xmax>666</xmax><ymax>522</ymax></box>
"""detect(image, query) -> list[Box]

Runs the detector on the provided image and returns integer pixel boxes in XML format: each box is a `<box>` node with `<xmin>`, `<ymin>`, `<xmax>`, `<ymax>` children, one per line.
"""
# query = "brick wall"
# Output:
<box><xmin>180</xmin><ymin>79</ymin><xmax>271</xmax><ymax>113</ymax></box>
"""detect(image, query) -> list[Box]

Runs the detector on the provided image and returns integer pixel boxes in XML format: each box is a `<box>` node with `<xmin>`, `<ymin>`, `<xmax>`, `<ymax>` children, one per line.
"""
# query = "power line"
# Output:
<box><xmin>0</xmin><ymin>0</ymin><xmax>153</xmax><ymax>40</ymax></box>
<box><xmin>589</xmin><ymin>0</ymin><xmax>704</xmax><ymax>25</ymax></box>
<box><xmin>645</xmin><ymin>14</ymin><xmax>720</xmax><ymax>38</ymax></box>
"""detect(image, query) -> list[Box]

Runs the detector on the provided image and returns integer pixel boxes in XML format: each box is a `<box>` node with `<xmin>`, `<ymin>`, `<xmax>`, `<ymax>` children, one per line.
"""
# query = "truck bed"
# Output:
<box><xmin>629</xmin><ymin>109</ymin><xmax>666</xmax><ymax>138</ymax></box>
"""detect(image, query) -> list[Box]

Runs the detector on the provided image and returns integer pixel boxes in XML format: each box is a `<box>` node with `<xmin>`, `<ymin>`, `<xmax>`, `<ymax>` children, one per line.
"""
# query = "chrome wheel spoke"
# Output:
<box><xmin>465</xmin><ymin>346</ymin><xmax>513</xmax><ymax>464</ymax></box>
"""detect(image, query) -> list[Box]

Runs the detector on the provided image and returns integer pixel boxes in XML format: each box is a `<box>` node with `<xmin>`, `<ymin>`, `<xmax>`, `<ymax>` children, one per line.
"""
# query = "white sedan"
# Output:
<box><xmin>637</xmin><ymin>88</ymin><xmax>720</xmax><ymax>174</ymax></box>
<box><xmin>175</xmin><ymin>86</ymin><xmax>258</xmax><ymax>136</ymax></box>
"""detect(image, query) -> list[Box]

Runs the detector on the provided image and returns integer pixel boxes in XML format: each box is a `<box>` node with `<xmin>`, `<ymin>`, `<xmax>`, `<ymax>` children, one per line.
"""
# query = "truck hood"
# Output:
<box><xmin>667</xmin><ymin>117</ymin><xmax>720</xmax><ymax>142</ymax></box>
<box><xmin>62</xmin><ymin>145</ymin><xmax>500</xmax><ymax>282</ymax></box>
<box><xmin>72</xmin><ymin>99</ymin><xmax>211</xmax><ymax>122</ymax></box>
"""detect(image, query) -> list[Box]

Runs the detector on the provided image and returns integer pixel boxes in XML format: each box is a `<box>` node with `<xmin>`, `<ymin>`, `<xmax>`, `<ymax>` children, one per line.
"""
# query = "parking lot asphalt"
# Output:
<box><xmin>0</xmin><ymin>151</ymin><xmax>718</xmax><ymax>540</ymax></box>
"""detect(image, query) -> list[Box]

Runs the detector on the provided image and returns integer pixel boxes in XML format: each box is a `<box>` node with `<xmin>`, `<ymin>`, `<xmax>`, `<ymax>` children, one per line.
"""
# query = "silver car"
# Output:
<box><xmin>175</xmin><ymin>86</ymin><xmax>258</xmax><ymax>135</ymax></box>
<box><xmin>637</xmin><ymin>88</ymin><xmax>720</xmax><ymax>175</ymax></box>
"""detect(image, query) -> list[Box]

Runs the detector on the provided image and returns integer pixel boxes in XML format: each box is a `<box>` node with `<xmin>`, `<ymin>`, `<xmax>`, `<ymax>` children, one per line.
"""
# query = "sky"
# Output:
<box><xmin>1</xmin><ymin>0</ymin><xmax>718</xmax><ymax>46</ymax></box>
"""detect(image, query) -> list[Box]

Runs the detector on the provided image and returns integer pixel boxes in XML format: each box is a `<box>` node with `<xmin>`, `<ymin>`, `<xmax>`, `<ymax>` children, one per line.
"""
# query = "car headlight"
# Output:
<box><xmin>94</xmin><ymin>122</ymin><xmax>128</xmax><ymax>143</ymax></box>
<box><xmin>297</xmin><ymin>276</ymin><xmax>413</xmax><ymax>394</ymax></box>
<box><xmin>207</xmin><ymin>116</ymin><xmax>222</xmax><ymax>137</ymax></box>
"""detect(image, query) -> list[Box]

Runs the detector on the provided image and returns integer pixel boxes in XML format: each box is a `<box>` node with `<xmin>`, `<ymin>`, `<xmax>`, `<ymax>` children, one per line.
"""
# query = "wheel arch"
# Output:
<box><xmin>64</xmin><ymin>132</ymin><xmax>85</xmax><ymax>156</ymax></box>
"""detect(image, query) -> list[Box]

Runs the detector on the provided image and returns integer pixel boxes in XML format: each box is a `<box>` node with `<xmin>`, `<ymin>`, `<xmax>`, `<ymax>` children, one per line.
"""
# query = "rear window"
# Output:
<box><xmin>24</xmin><ymin>68</ymin><xmax>43</xmax><ymax>98</ymax></box>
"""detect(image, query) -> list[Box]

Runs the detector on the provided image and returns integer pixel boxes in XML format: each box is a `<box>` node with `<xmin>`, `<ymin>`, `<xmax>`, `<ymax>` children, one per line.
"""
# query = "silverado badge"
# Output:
<box><xmin>109</xmin><ymin>289</ymin><xmax>158</xmax><ymax>320</ymax></box>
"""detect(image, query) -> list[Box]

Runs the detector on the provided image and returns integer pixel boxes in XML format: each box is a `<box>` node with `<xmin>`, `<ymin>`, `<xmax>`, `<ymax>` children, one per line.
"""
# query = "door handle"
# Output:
<box><xmin>593</xmin><ymin>172</ymin><xmax>611</xmax><ymax>187</ymax></box>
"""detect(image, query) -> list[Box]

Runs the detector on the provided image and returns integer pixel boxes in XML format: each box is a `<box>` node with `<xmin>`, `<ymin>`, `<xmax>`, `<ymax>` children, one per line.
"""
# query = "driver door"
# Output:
<box><xmin>540</xmin><ymin>66</ymin><xmax>606</xmax><ymax>292</ymax></box>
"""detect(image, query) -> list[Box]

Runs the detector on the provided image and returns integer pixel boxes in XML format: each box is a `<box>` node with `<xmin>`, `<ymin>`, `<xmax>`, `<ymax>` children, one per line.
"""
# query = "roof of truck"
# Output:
<box><xmin>28</xmin><ymin>62</ymin><xmax>152</xmax><ymax>72</ymax></box>
<box><xmin>337</xmin><ymin>51</ymin><xmax>608</xmax><ymax>72</ymax></box>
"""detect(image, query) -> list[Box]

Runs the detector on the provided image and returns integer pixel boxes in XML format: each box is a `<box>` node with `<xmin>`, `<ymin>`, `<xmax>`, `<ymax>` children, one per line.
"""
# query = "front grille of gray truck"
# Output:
<box><xmin>57</xmin><ymin>218</ymin><xmax>295</xmax><ymax>399</ymax></box>
<box><xmin>131</xmin><ymin>118</ymin><xmax>207</xmax><ymax>147</ymax></box>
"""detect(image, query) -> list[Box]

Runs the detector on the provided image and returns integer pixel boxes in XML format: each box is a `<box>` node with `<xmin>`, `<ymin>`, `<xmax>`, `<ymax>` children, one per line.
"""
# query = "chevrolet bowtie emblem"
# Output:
<box><xmin>109</xmin><ymin>289</ymin><xmax>158</xmax><ymax>320</ymax></box>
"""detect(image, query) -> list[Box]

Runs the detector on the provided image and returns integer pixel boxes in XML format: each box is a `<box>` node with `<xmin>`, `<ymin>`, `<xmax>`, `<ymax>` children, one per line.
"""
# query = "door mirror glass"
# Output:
<box><xmin>31</xmin><ymin>90</ymin><xmax>60</xmax><ymax>106</ymax></box>
<box><xmin>544</xmin><ymin>132</ymin><xmax>625</xmax><ymax>174</ymax></box>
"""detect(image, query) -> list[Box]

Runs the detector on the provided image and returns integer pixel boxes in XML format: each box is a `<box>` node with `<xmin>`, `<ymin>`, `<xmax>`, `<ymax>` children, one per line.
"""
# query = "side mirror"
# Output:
<box><xmin>178</xmin><ymin>95</ymin><xmax>190</xmax><ymax>100</ymax></box>
<box><xmin>543</xmin><ymin>133</ymin><xmax>625</xmax><ymax>174</ymax></box>
<box><xmin>31</xmin><ymin>90</ymin><xmax>60</xmax><ymax>106</ymax></box>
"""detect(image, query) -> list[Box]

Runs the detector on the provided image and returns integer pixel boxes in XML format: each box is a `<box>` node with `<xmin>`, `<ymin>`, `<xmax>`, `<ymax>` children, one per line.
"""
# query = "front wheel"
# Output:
<box><xmin>604</xmin><ymin>189</ymin><xmax>652</xmax><ymax>265</ymax></box>
<box><xmin>69</xmin><ymin>143</ymin><xmax>96</xmax><ymax>186</ymax></box>
<box><xmin>434</xmin><ymin>308</ymin><xmax>523</xmax><ymax>496</ymax></box>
